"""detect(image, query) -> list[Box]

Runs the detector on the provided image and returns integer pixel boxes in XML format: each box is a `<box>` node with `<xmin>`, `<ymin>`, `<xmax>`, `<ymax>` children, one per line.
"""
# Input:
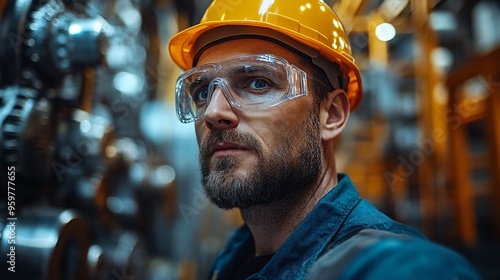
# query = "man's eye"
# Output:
<box><xmin>248</xmin><ymin>79</ymin><xmax>270</xmax><ymax>91</ymax></box>
<box><xmin>193</xmin><ymin>87</ymin><xmax>209</xmax><ymax>103</ymax></box>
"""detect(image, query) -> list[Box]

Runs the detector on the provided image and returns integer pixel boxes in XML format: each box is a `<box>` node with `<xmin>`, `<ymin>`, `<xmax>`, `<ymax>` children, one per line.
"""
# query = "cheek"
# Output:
<box><xmin>250</xmin><ymin>113</ymin><xmax>308</xmax><ymax>150</ymax></box>
<box><xmin>269</xmin><ymin>104</ymin><xmax>312</xmax><ymax>131</ymax></box>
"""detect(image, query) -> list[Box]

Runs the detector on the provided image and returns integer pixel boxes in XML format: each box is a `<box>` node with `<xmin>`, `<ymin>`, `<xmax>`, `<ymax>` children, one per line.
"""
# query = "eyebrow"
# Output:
<box><xmin>189</xmin><ymin>76</ymin><xmax>207</xmax><ymax>93</ymax></box>
<box><xmin>230</xmin><ymin>64</ymin><xmax>268</xmax><ymax>75</ymax></box>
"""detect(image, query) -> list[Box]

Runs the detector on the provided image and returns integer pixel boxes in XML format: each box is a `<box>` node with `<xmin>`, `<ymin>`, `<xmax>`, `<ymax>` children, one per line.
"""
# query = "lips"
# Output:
<box><xmin>210</xmin><ymin>142</ymin><xmax>251</xmax><ymax>156</ymax></box>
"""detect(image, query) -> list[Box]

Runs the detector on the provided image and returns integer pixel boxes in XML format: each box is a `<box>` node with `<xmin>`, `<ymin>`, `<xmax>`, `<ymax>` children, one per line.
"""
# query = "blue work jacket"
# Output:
<box><xmin>208</xmin><ymin>174</ymin><xmax>480</xmax><ymax>280</ymax></box>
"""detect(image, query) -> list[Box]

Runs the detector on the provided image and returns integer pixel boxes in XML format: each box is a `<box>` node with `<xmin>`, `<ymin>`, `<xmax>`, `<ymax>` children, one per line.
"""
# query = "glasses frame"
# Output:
<box><xmin>175</xmin><ymin>54</ymin><xmax>319</xmax><ymax>123</ymax></box>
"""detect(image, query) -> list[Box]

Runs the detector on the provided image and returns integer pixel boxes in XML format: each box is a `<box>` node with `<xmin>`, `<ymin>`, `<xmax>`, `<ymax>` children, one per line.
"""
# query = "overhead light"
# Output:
<box><xmin>375</xmin><ymin>23</ymin><xmax>396</xmax><ymax>42</ymax></box>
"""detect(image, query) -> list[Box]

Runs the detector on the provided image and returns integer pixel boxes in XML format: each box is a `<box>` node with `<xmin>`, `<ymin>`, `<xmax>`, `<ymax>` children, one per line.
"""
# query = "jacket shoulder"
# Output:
<box><xmin>308</xmin><ymin>229</ymin><xmax>481</xmax><ymax>280</ymax></box>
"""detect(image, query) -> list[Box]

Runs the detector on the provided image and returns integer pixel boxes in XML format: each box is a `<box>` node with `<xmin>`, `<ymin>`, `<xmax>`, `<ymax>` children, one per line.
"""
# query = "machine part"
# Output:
<box><xmin>51</xmin><ymin>108</ymin><xmax>115</xmax><ymax>221</ymax></box>
<box><xmin>0</xmin><ymin>86</ymin><xmax>55</xmax><ymax>199</ymax></box>
<box><xmin>0</xmin><ymin>208</ymin><xmax>90</xmax><ymax>280</ymax></box>
<box><xmin>0</xmin><ymin>0</ymin><xmax>111</xmax><ymax>87</ymax></box>
<box><xmin>25</xmin><ymin>0</ymin><xmax>111</xmax><ymax>81</ymax></box>
<box><xmin>86</xmin><ymin>244</ymin><xmax>105</xmax><ymax>280</ymax></box>
<box><xmin>94</xmin><ymin>231</ymin><xmax>148</xmax><ymax>280</ymax></box>
<box><xmin>0</xmin><ymin>0</ymin><xmax>33</xmax><ymax>85</ymax></box>
<box><xmin>103</xmin><ymin>137</ymin><xmax>146</xmax><ymax>172</ymax></box>
<box><xmin>0</xmin><ymin>1</ymin><xmax>169</xmax><ymax>279</ymax></box>
<box><xmin>53</xmin><ymin>168</ymin><xmax>104</xmax><ymax>222</ymax></box>
<box><xmin>54</xmin><ymin>108</ymin><xmax>113</xmax><ymax>173</ymax></box>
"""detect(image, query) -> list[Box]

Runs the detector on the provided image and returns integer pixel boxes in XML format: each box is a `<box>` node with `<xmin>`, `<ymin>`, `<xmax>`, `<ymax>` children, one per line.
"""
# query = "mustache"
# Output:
<box><xmin>200</xmin><ymin>130</ymin><xmax>262</xmax><ymax>159</ymax></box>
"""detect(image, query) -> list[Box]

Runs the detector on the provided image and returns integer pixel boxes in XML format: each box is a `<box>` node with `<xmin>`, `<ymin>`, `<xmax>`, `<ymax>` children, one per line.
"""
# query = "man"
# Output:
<box><xmin>168</xmin><ymin>0</ymin><xmax>480</xmax><ymax>279</ymax></box>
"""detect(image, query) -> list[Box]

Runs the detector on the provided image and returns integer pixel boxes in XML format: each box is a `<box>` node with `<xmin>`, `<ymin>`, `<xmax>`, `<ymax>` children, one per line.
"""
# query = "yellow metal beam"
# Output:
<box><xmin>367</xmin><ymin>15</ymin><xmax>388</xmax><ymax>66</ymax></box>
<box><xmin>412</xmin><ymin>0</ymin><xmax>456</xmax><ymax>242</ymax></box>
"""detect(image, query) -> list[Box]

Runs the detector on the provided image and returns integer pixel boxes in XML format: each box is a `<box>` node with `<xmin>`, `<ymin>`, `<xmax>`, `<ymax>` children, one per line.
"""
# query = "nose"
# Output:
<box><xmin>202</xmin><ymin>86</ymin><xmax>239</xmax><ymax>130</ymax></box>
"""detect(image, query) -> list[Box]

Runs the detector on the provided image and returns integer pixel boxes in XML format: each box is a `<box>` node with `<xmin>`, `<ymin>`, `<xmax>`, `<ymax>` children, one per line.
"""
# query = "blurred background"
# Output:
<box><xmin>0</xmin><ymin>0</ymin><xmax>499</xmax><ymax>279</ymax></box>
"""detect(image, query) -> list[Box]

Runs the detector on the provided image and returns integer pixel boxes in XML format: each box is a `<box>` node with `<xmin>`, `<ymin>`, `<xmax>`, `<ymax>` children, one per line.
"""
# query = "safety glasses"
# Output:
<box><xmin>175</xmin><ymin>54</ymin><xmax>312</xmax><ymax>123</ymax></box>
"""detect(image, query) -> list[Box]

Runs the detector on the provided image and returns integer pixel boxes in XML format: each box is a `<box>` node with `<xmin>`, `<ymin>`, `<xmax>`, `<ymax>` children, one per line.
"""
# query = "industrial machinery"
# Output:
<box><xmin>0</xmin><ymin>0</ymin><xmax>177</xmax><ymax>279</ymax></box>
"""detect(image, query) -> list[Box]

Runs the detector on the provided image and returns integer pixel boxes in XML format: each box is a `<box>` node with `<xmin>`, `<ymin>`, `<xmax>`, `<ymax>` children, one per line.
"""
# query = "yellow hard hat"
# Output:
<box><xmin>169</xmin><ymin>0</ymin><xmax>363</xmax><ymax>111</ymax></box>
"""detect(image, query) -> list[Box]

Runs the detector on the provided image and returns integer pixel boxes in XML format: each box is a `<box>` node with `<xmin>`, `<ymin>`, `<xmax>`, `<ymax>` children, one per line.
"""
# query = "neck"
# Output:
<box><xmin>241</xmin><ymin>159</ymin><xmax>338</xmax><ymax>256</ymax></box>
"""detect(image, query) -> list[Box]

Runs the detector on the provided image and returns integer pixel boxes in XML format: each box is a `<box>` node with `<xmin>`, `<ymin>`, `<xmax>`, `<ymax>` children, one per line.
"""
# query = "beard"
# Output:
<box><xmin>199</xmin><ymin>106</ymin><xmax>323</xmax><ymax>210</ymax></box>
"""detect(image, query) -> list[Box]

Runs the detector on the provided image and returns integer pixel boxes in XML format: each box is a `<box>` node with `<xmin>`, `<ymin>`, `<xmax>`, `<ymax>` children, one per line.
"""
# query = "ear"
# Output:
<box><xmin>320</xmin><ymin>89</ymin><xmax>350</xmax><ymax>141</ymax></box>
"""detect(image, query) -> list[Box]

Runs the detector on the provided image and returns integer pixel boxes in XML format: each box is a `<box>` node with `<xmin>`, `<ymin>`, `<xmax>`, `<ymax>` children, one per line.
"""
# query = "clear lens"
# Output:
<box><xmin>175</xmin><ymin>54</ymin><xmax>309</xmax><ymax>123</ymax></box>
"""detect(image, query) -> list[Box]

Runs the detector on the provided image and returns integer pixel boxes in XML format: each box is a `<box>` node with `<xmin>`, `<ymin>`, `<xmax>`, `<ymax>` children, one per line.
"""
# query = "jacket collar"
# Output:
<box><xmin>211</xmin><ymin>174</ymin><xmax>361</xmax><ymax>279</ymax></box>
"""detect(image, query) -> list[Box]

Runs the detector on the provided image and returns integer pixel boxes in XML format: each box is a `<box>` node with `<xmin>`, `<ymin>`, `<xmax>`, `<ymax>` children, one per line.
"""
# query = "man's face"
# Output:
<box><xmin>195</xmin><ymin>39</ymin><xmax>323</xmax><ymax>210</ymax></box>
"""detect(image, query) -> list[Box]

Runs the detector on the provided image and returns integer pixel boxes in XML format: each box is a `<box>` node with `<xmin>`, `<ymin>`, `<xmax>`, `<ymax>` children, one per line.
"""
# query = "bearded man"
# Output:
<box><xmin>168</xmin><ymin>0</ymin><xmax>480</xmax><ymax>279</ymax></box>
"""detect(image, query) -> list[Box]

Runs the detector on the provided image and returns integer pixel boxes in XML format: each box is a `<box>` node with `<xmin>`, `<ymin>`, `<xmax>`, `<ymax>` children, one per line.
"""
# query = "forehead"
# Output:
<box><xmin>196</xmin><ymin>38</ymin><xmax>306</xmax><ymax>68</ymax></box>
